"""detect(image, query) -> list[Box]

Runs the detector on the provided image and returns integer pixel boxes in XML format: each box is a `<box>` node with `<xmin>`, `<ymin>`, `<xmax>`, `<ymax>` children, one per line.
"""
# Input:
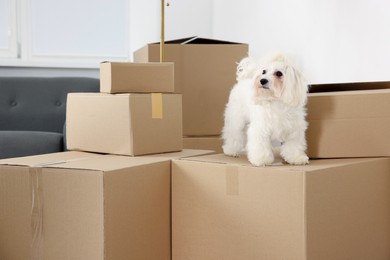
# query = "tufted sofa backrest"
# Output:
<box><xmin>0</xmin><ymin>77</ymin><xmax>99</xmax><ymax>133</ymax></box>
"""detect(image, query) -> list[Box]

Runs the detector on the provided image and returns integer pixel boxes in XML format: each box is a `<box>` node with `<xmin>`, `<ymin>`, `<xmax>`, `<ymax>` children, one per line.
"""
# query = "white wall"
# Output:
<box><xmin>213</xmin><ymin>0</ymin><xmax>390</xmax><ymax>84</ymax></box>
<box><xmin>129</xmin><ymin>0</ymin><xmax>214</xmax><ymax>57</ymax></box>
<box><xmin>2</xmin><ymin>0</ymin><xmax>389</xmax><ymax>83</ymax></box>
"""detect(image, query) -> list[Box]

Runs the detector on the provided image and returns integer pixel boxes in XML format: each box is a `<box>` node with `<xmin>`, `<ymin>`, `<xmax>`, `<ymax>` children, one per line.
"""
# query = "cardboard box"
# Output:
<box><xmin>0</xmin><ymin>149</ymin><xmax>212</xmax><ymax>260</ymax></box>
<box><xmin>172</xmin><ymin>154</ymin><xmax>390</xmax><ymax>259</ymax></box>
<box><xmin>183</xmin><ymin>136</ymin><xmax>223</xmax><ymax>153</ymax></box>
<box><xmin>134</xmin><ymin>37</ymin><xmax>248</xmax><ymax>136</ymax></box>
<box><xmin>66</xmin><ymin>92</ymin><xmax>182</xmax><ymax>156</ymax></box>
<box><xmin>307</xmin><ymin>87</ymin><xmax>390</xmax><ymax>158</ymax></box>
<box><xmin>0</xmin><ymin>151</ymin><xmax>170</xmax><ymax>260</ymax></box>
<box><xmin>100</xmin><ymin>61</ymin><xmax>174</xmax><ymax>93</ymax></box>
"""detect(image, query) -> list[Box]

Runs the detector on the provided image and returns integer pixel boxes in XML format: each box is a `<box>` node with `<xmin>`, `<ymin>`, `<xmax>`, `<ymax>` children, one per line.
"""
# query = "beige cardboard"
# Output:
<box><xmin>134</xmin><ymin>37</ymin><xmax>249</xmax><ymax>136</ymax></box>
<box><xmin>172</xmin><ymin>154</ymin><xmax>390</xmax><ymax>260</ymax></box>
<box><xmin>100</xmin><ymin>62</ymin><xmax>174</xmax><ymax>93</ymax></box>
<box><xmin>0</xmin><ymin>149</ymin><xmax>212</xmax><ymax>260</ymax></box>
<box><xmin>183</xmin><ymin>136</ymin><xmax>223</xmax><ymax>153</ymax></box>
<box><xmin>143</xmin><ymin>148</ymin><xmax>215</xmax><ymax>159</ymax></box>
<box><xmin>307</xmin><ymin>88</ymin><xmax>390</xmax><ymax>158</ymax></box>
<box><xmin>66</xmin><ymin>92</ymin><xmax>182</xmax><ymax>156</ymax></box>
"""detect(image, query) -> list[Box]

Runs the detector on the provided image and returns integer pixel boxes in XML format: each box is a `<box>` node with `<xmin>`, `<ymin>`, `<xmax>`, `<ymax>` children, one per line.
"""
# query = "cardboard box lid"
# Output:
<box><xmin>144</xmin><ymin>149</ymin><xmax>215</xmax><ymax>159</ymax></box>
<box><xmin>176</xmin><ymin>153</ymin><xmax>383</xmax><ymax>172</ymax></box>
<box><xmin>150</xmin><ymin>36</ymin><xmax>246</xmax><ymax>45</ymax></box>
<box><xmin>309</xmin><ymin>81</ymin><xmax>390</xmax><ymax>93</ymax></box>
<box><xmin>0</xmin><ymin>150</ymin><xmax>214</xmax><ymax>172</ymax></box>
<box><xmin>100</xmin><ymin>61</ymin><xmax>174</xmax><ymax>66</ymax></box>
<box><xmin>0</xmin><ymin>151</ymin><xmax>98</xmax><ymax>167</ymax></box>
<box><xmin>54</xmin><ymin>149</ymin><xmax>215</xmax><ymax>172</ymax></box>
<box><xmin>307</xmin><ymin>88</ymin><xmax>390</xmax><ymax>120</ymax></box>
<box><xmin>0</xmin><ymin>151</ymin><xmax>162</xmax><ymax>171</ymax></box>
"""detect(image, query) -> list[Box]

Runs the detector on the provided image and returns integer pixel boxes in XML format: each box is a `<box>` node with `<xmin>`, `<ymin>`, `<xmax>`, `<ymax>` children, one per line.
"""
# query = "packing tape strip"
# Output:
<box><xmin>151</xmin><ymin>93</ymin><xmax>163</xmax><ymax>119</ymax></box>
<box><xmin>225</xmin><ymin>165</ymin><xmax>239</xmax><ymax>196</ymax></box>
<box><xmin>30</xmin><ymin>167</ymin><xmax>44</xmax><ymax>260</ymax></box>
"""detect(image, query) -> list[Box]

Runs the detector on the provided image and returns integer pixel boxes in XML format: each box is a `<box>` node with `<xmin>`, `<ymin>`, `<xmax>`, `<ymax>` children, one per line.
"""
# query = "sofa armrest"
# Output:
<box><xmin>0</xmin><ymin>131</ymin><xmax>63</xmax><ymax>159</ymax></box>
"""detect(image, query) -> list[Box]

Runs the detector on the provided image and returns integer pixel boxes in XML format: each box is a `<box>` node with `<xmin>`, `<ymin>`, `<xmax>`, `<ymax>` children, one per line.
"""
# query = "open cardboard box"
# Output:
<box><xmin>307</xmin><ymin>81</ymin><xmax>390</xmax><ymax>158</ymax></box>
<box><xmin>134</xmin><ymin>37</ymin><xmax>249</xmax><ymax>136</ymax></box>
<box><xmin>0</xmin><ymin>149</ymin><xmax>213</xmax><ymax>260</ymax></box>
<box><xmin>172</xmin><ymin>153</ymin><xmax>390</xmax><ymax>259</ymax></box>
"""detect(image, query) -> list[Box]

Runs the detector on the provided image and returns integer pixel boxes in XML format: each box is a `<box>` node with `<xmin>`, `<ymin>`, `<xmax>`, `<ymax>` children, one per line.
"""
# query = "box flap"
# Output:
<box><xmin>143</xmin><ymin>149</ymin><xmax>215</xmax><ymax>159</ymax></box>
<box><xmin>307</xmin><ymin>89</ymin><xmax>390</xmax><ymax>120</ymax></box>
<box><xmin>151</xmin><ymin>36</ymin><xmax>245</xmax><ymax>45</ymax></box>
<box><xmin>177</xmin><ymin>153</ymin><xmax>382</xmax><ymax>172</ymax></box>
<box><xmin>100</xmin><ymin>61</ymin><xmax>174</xmax><ymax>67</ymax></box>
<box><xmin>44</xmin><ymin>150</ymin><xmax>215</xmax><ymax>171</ymax></box>
<box><xmin>309</xmin><ymin>88</ymin><xmax>390</xmax><ymax>97</ymax></box>
<box><xmin>43</xmin><ymin>155</ymin><xmax>172</xmax><ymax>172</ymax></box>
<box><xmin>39</xmin><ymin>150</ymin><xmax>215</xmax><ymax>171</ymax></box>
<box><xmin>309</xmin><ymin>81</ymin><xmax>390</xmax><ymax>93</ymax></box>
<box><xmin>0</xmin><ymin>151</ymin><xmax>99</xmax><ymax>167</ymax></box>
<box><xmin>0</xmin><ymin>151</ymin><xmax>173</xmax><ymax>172</ymax></box>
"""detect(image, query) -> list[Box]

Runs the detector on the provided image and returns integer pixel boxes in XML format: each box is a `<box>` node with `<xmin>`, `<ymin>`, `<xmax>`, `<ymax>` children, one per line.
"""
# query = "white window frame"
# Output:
<box><xmin>0</xmin><ymin>0</ymin><xmax>18</xmax><ymax>58</ymax></box>
<box><xmin>0</xmin><ymin>0</ymin><xmax>131</xmax><ymax>68</ymax></box>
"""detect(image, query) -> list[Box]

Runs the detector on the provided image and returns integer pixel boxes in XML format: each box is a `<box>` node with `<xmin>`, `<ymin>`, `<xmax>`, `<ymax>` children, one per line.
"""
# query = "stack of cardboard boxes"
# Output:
<box><xmin>1</xmin><ymin>37</ymin><xmax>390</xmax><ymax>259</ymax></box>
<box><xmin>134</xmin><ymin>37</ymin><xmax>249</xmax><ymax>153</ymax></box>
<box><xmin>67</xmin><ymin>61</ymin><xmax>182</xmax><ymax>156</ymax></box>
<box><xmin>0</xmin><ymin>60</ymin><xmax>215</xmax><ymax>260</ymax></box>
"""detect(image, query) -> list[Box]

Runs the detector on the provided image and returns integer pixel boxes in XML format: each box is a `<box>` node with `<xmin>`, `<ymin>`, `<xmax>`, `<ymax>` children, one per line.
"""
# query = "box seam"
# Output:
<box><xmin>303</xmin><ymin>171</ymin><xmax>308</xmax><ymax>260</ymax></box>
<box><xmin>128</xmin><ymin>96</ymin><xmax>134</xmax><ymax>155</ymax></box>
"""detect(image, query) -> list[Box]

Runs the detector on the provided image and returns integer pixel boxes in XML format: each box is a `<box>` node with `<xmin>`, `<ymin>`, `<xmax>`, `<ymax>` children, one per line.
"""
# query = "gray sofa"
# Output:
<box><xmin>0</xmin><ymin>77</ymin><xmax>99</xmax><ymax>159</ymax></box>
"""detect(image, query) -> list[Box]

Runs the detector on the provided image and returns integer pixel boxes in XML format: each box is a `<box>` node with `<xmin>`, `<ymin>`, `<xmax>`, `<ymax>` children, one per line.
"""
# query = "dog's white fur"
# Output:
<box><xmin>222</xmin><ymin>53</ymin><xmax>309</xmax><ymax>166</ymax></box>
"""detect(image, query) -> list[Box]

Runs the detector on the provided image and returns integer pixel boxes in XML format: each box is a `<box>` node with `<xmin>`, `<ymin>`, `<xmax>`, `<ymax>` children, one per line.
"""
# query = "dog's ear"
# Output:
<box><xmin>281</xmin><ymin>65</ymin><xmax>308</xmax><ymax>107</ymax></box>
<box><xmin>236</xmin><ymin>57</ymin><xmax>258</xmax><ymax>81</ymax></box>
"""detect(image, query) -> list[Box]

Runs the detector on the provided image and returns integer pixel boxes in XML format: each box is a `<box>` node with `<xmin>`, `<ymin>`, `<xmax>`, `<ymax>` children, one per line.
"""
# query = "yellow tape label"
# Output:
<box><xmin>151</xmin><ymin>93</ymin><xmax>163</xmax><ymax>119</ymax></box>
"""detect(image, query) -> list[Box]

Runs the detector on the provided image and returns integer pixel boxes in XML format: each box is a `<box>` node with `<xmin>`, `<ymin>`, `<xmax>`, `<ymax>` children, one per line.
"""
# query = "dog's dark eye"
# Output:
<box><xmin>262</xmin><ymin>70</ymin><xmax>266</xmax><ymax>75</ymax></box>
<box><xmin>275</xmin><ymin>71</ymin><xmax>283</xmax><ymax>77</ymax></box>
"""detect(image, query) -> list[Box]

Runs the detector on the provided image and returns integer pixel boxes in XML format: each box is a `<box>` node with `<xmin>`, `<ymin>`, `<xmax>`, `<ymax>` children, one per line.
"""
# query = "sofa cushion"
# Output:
<box><xmin>0</xmin><ymin>131</ymin><xmax>63</xmax><ymax>159</ymax></box>
<box><xmin>0</xmin><ymin>77</ymin><xmax>99</xmax><ymax>133</ymax></box>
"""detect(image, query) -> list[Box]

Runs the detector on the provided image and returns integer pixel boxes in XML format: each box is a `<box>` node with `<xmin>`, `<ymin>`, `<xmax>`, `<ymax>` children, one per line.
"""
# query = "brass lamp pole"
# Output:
<box><xmin>160</xmin><ymin>0</ymin><xmax>165</xmax><ymax>62</ymax></box>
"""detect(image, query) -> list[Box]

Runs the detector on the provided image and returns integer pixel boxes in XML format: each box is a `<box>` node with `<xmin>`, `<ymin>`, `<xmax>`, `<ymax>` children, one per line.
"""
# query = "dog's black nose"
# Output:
<box><xmin>260</xmin><ymin>78</ymin><xmax>268</xmax><ymax>86</ymax></box>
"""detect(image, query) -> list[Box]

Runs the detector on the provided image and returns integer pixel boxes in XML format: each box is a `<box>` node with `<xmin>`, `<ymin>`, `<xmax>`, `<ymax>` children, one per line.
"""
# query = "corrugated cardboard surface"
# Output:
<box><xmin>100</xmin><ymin>62</ymin><xmax>175</xmax><ymax>93</ymax></box>
<box><xmin>307</xmin><ymin>89</ymin><xmax>390</xmax><ymax>158</ymax></box>
<box><xmin>0</xmin><ymin>152</ymin><xmax>170</xmax><ymax>259</ymax></box>
<box><xmin>134</xmin><ymin>37</ymin><xmax>248</xmax><ymax>136</ymax></box>
<box><xmin>66</xmin><ymin>92</ymin><xmax>183</xmax><ymax>156</ymax></box>
<box><xmin>172</xmin><ymin>154</ymin><xmax>390</xmax><ymax>259</ymax></box>
<box><xmin>143</xmin><ymin>148</ymin><xmax>215</xmax><ymax>159</ymax></box>
<box><xmin>0</xmin><ymin>150</ymin><xmax>213</xmax><ymax>260</ymax></box>
<box><xmin>183</xmin><ymin>136</ymin><xmax>223</xmax><ymax>153</ymax></box>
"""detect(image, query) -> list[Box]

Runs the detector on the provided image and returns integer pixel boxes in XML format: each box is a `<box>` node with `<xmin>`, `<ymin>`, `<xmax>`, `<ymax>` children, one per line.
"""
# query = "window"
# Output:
<box><xmin>0</xmin><ymin>0</ymin><xmax>17</xmax><ymax>58</ymax></box>
<box><xmin>0</xmin><ymin>0</ymin><xmax>130</xmax><ymax>68</ymax></box>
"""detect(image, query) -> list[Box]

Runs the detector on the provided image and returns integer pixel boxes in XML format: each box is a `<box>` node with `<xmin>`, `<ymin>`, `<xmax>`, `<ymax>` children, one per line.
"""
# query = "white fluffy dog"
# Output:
<box><xmin>222</xmin><ymin>54</ymin><xmax>309</xmax><ymax>166</ymax></box>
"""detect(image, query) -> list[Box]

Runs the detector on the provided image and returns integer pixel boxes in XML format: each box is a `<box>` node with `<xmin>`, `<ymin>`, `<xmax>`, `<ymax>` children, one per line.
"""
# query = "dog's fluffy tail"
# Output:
<box><xmin>236</xmin><ymin>57</ymin><xmax>259</xmax><ymax>81</ymax></box>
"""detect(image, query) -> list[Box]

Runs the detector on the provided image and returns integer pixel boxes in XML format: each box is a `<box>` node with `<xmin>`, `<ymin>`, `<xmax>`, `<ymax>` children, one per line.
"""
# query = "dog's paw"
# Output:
<box><xmin>247</xmin><ymin>152</ymin><xmax>274</xmax><ymax>167</ymax></box>
<box><xmin>284</xmin><ymin>154</ymin><xmax>309</xmax><ymax>165</ymax></box>
<box><xmin>223</xmin><ymin>144</ymin><xmax>241</xmax><ymax>157</ymax></box>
